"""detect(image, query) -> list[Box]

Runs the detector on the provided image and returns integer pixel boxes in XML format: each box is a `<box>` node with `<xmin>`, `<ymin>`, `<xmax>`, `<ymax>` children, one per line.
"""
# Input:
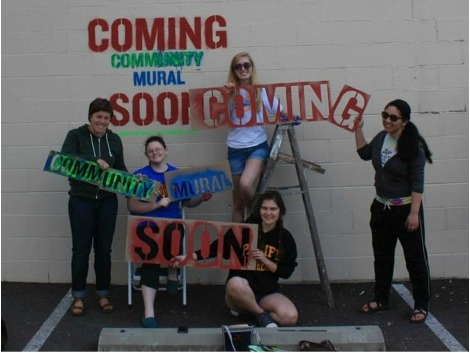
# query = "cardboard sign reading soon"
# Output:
<box><xmin>165</xmin><ymin>160</ymin><xmax>233</xmax><ymax>200</ymax></box>
<box><xmin>189</xmin><ymin>81</ymin><xmax>370</xmax><ymax>132</ymax></box>
<box><xmin>126</xmin><ymin>215</ymin><xmax>258</xmax><ymax>270</ymax></box>
<box><xmin>44</xmin><ymin>151</ymin><xmax>164</xmax><ymax>200</ymax></box>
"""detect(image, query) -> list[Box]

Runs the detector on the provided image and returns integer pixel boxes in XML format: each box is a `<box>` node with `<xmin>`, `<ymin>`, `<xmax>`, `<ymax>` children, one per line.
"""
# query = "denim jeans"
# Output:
<box><xmin>68</xmin><ymin>194</ymin><xmax>118</xmax><ymax>299</ymax></box>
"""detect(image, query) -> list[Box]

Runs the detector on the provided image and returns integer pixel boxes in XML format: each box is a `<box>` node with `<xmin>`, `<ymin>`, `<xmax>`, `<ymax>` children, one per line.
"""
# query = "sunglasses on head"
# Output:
<box><xmin>233</xmin><ymin>62</ymin><xmax>253</xmax><ymax>71</ymax></box>
<box><xmin>381</xmin><ymin>111</ymin><xmax>403</xmax><ymax>122</ymax></box>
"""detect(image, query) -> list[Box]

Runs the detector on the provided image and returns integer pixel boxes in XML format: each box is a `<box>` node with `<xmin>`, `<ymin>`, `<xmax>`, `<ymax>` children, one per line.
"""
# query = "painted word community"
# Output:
<box><xmin>44</xmin><ymin>151</ymin><xmax>158</xmax><ymax>200</ymax></box>
<box><xmin>127</xmin><ymin>216</ymin><xmax>258</xmax><ymax>270</ymax></box>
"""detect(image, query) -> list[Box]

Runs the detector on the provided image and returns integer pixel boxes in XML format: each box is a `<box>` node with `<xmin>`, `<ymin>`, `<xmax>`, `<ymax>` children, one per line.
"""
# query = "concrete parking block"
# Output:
<box><xmin>98</xmin><ymin>325</ymin><xmax>385</xmax><ymax>351</ymax></box>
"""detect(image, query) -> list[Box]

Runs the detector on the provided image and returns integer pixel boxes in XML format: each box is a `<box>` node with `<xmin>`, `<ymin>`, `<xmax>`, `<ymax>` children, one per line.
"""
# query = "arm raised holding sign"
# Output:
<box><xmin>126</xmin><ymin>135</ymin><xmax>211</xmax><ymax>329</ymax></box>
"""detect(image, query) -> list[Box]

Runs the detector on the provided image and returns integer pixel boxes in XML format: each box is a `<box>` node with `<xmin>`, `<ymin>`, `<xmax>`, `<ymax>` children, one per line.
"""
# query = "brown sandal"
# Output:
<box><xmin>69</xmin><ymin>298</ymin><xmax>85</xmax><ymax>316</ymax></box>
<box><xmin>98</xmin><ymin>297</ymin><xmax>114</xmax><ymax>313</ymax></box>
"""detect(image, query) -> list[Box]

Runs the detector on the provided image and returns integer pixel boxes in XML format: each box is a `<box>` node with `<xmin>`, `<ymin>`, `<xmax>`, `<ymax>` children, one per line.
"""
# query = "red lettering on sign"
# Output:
<box><xmin>126</xmin><ymin>216</ymin><xmax>258</xmax><ymax>270</ymax></box>
<box><xmin>88</xmin><ymin>16</ymin><xmax>228</xmax><ymax>52</ymax></box>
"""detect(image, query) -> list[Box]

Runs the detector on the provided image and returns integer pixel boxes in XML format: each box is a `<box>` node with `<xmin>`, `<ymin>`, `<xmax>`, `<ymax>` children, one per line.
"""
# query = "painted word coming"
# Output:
<box><xmin>88</xmin><ymin>16</ymin><xmax>228</xmax><ymax>52</ymax></box>
<box><xmin>190</xmin><ymin>81</ymin><xmax>370</xmax><ymax>132</ymax></box>
<box><xmin>44</xmin><ymin>151</ymin><xmax>162</xmax><ymax>200</ymax></box>
<box><xmin>127</xmin><ymin>216</ymin><xmax>258</xmax><ymax>270</ymax></box>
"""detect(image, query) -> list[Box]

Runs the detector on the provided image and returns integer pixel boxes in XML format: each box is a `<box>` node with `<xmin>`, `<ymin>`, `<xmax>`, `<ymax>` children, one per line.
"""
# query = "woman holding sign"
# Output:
<box><xmin>225</xmin><ymin>52</ymin><xmax>288</xmax><ymax>222</ymax></box>
<box><xmin>127</xmin><ymin>135</ymin><xmax>212</xmax><ymax>328</ymax></box>
<box><xmin>355</xmin><ymin>99</ymin><xmax>433</xmax><ymax>324</ymax></box>
<box><xmin>173</xmin><ymin>190</ymin><xmax>298</xmax><ymax>328</ymax></box>
<box><xmin>61</xmin><ymin>98</ymin><xmax>127</xmax><ymax>316</ymax></box>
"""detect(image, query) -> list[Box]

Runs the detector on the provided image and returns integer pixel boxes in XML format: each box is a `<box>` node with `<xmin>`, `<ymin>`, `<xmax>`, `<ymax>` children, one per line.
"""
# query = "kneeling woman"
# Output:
<box><xmin>174</xmin><ymin>190</ymin><xmax>298</xmax><ymax>328</ymax></box>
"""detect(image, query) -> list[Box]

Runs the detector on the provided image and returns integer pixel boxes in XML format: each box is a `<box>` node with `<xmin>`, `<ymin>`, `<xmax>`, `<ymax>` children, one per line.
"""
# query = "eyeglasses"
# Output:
<box><xmin>233</xmin><ymin>62</ymin><xmax>252</xmax><ymax>71</ymax></box>
<box><xmin>381</xmin><ymin>111</ymin><xmax>403</xmax><ymax>122</ymax></box>
<box><xmin>146</xmin><ymin>148</ymin><xmax>165</xmax><ymax>154</ymax></box>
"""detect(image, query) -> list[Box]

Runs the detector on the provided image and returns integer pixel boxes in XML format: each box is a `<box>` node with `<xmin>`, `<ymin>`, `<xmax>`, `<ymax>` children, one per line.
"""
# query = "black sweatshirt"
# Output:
<box><xmin>195</xmin><ymin>217</ymin><xmax>298</xmax><ymax>295</ymax></box>
<box><xmin>357</xmin><ymin>130</ymin><xmax>426</xmax><ymax>198</ymax></box>
<box><xmin>61</xmin><ymin>124</ymin><xmax>127</xmax><ymax>200</ymax></box>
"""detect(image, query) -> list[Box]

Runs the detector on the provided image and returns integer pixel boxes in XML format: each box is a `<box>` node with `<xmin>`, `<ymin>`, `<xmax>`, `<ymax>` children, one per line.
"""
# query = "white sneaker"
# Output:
<box><xmin>230</xmin><ymin>309</ymin><xmax>240</xmax><ymax>317</ymax></box>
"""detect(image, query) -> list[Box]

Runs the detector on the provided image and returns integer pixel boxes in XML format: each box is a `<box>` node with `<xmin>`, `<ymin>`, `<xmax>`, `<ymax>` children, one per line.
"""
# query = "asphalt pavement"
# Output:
<box><xmin>1</xmin><ymin>279</ymin><xmax>468</xmax><ymax>351</ymax></box>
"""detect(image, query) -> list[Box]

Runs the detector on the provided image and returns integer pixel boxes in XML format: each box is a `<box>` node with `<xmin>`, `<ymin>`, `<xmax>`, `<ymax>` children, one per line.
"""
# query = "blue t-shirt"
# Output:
<box><xmin>132</xmin><ymin>164</ymin><xmax>182</xmax><ymax>219</ymax></box>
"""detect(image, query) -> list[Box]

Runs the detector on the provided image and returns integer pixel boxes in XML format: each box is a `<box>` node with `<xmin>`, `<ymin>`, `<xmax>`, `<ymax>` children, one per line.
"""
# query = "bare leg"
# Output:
<box><xmin>225</xmin><ymin>277</ymin><xmax>264</xmax><ymax>315</ymax></box>
<box><xmin>141</xmin><ymin>285</ymin><xmax>157</xmax><ymax>318</ymax></box>
<box><xmin>231</xmin><ymin>175</ymin><xmax>244</xmax><ymax>222</ymax></box>
<box><xmin>258</xmin><ymin>292</ymin><xmax>298</xmax><ymax>326</ymax></box>
<box><xmin>231</xmin><ymin>159</ymin><xmax>265</xmax><ymax>221</ymax></box>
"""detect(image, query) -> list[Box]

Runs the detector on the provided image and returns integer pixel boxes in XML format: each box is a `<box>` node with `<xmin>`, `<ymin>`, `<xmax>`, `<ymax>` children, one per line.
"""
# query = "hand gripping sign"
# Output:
<box><xmin>189</xmin><ymin>81</ymin><xmax>370</xmax><ymax>132</ymax></box>
<box><xmin>126</xmin><ymin>215</ymin><xmax>258</xmax><ymax>270</ymax></box>
<box><xmin>44</xmin><ymin>151</ymin><xmax>232</xmax><ymax>201</ymax></box>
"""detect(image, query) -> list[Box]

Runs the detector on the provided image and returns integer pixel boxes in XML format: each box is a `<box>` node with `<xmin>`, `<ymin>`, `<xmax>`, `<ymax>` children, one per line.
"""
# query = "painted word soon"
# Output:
<box><xmin>127</xmin><ymin>216</ymin><xmax>258</xmax><ymax>270</ymax></box>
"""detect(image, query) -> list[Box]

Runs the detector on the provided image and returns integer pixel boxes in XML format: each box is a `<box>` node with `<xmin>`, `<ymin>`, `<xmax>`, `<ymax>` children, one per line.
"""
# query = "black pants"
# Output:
<box><xmin>370</xmin><ymin>199</ymin><xmax>431</xmax><ymax>311</ymax></box>
<box><xmin>68</xmin><ymin>195</ymin><xmax>118</xmax><ymax>298</ymax></box>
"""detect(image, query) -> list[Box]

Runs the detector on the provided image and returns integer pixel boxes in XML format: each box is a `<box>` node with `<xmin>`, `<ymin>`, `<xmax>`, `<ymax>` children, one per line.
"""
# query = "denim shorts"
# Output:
<box><xmin>227</xmin><ymin>141</ymin><xmax>270</xmax><ymax>176</ymax></box>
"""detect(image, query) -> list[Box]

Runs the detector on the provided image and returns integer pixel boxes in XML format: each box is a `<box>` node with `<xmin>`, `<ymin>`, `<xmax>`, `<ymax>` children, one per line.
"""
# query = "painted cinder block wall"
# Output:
<box><xmin>2</xmin><ymin>0</ymin><xmax>468</xmax><ymax>285</ymax></box>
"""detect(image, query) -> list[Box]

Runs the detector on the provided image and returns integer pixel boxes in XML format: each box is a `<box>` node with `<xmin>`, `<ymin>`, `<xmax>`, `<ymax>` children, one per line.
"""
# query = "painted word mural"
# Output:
<box><xmin>87</xmin><ymin>16</ymin><xmax>228</xmax><ymax>129</ymax></box>
<box><xmin>127</xmin><ymin>216</ymin><xmax>258</xmax><ymax>270</ymax></box>
<box><xmin>190</xmin><ymin>82</ymin><xmax>370</xmax><ymax>132</ymax></box>
<box><xmin>165</xmin><ymin>161</ymin><xmax>233</xmax><ymax>200</ymax></box>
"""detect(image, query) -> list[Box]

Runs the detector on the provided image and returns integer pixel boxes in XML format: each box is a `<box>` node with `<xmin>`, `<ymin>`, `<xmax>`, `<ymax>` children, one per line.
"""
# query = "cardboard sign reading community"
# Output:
<box><xmin>189</xmin><ymin>81</ymin><xmax>370</xmax><ymax>132</ymax></box>
<box><xmin>44</xmin><ymin>151</ymin><xmax>165</xmax><ymax>200</ymax></box>
<box><xmin>126</xmin><ymin>215</ymin><xmax>258</xmax><ymax>270</ymax></box>
<box><xmin>165</xmin><ymin>160</ymin><xmax>233</xmax><ymax>200</ymax></box>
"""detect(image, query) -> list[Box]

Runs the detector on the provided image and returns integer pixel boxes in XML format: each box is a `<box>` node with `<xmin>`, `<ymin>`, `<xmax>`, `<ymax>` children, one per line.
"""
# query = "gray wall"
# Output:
<box><xmin>2</xmin><ymin>0</ymin><xmax>468</xmax><ymax>284</ymax></box>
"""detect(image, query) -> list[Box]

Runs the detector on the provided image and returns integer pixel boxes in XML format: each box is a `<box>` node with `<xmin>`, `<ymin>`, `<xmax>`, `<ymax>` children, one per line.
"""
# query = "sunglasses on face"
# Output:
<box><xmin>233</xmin><ymin>62</ymin><xmax>253</xmax><ymax>71</ymax></box>
<box><xmin>381</xmin><ymin>111</ymin><xmax>403</xmax><ymax>122</ymax></box>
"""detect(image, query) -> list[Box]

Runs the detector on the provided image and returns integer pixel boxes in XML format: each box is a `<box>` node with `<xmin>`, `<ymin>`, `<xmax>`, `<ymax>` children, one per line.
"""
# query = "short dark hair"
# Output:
<box><xmin>144</xmin><ymin>135</ymin><xmax>166</xmax><ymax>150</ymax></box>
<box><xmin>88</xmin><ymin>98</ymin><xmax>114</xmax><ymax>121</ymax></box>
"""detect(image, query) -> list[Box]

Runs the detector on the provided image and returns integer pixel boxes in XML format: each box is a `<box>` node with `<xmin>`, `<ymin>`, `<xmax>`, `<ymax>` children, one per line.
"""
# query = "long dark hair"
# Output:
<box><xmin>385</xmin><ymin>99</ymin><xmax>433</xmax><ymax>163</ymax></box>
<box><xmin>251</xmin><ymin>190</ymin><xmax>286</xmax><ymax>229</ymax></box>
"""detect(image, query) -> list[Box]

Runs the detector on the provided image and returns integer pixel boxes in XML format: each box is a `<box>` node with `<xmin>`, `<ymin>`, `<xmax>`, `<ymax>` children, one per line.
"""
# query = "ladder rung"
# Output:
<box><xmin>278</xmin><ymin>152</ymin><xmax>325</xmax><ymax>174</ymax></box>
<box><xmin>266</xmin><ymin>186</ymin><xmax>303</xmax><ymax>195</ymax></box>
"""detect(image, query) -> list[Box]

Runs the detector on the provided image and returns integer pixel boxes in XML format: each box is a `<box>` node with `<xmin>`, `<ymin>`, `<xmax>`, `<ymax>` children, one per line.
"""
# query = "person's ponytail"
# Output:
<box><xmin>398</xmin><ymin>122</ymin><xmax>433</xmax><ymax>163</ymax></box>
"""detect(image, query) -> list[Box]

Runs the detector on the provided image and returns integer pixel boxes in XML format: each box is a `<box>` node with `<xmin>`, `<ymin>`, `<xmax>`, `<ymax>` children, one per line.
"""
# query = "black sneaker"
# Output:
<box><xmin>255</xmin><ymin>312</ymin><xmax>278</xmax><ymax>328</ymax></box>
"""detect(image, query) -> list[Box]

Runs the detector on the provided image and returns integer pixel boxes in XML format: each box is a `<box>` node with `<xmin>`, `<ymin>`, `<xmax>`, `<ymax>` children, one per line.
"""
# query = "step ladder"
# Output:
<box><xmin>256</xmin><ymin>123</ymin><xmax>335</xmax><ymax>308</ymax></box>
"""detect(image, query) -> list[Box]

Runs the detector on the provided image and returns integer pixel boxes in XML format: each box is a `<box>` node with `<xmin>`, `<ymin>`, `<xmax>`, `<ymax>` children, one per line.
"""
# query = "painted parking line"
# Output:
<box><xmin>392</xmin><ymin>283</ymin><xmax>466</xmax><ymax>352</ymax></box>
<box><xmin>22</xmin><ymin>289</ymin><xmax>72</xmax><ymax>352</ymax></box>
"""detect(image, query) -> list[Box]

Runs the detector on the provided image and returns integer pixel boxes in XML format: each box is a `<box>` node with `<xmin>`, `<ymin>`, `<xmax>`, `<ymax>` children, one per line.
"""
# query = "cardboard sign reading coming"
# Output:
<box><xmin>126</xmin><ymin>215</ymin><xmax>258</xmax><ymax>270</ymax></box>
<box><xmin>189</xmin><ymin>81</ymin><xmax>370</xmax><ymax>132</ymax></box>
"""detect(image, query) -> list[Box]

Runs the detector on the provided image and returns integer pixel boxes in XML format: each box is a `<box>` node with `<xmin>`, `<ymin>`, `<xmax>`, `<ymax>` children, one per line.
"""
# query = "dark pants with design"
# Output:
<box><xmin>370</xmin><ymin>199</ymin><xmax>431</xmax><ymax>311</ymax></box>
<box><xmin>68</xmin><ymin>194</ymin><xmax>118</xmax><ymax>299</ymax></box>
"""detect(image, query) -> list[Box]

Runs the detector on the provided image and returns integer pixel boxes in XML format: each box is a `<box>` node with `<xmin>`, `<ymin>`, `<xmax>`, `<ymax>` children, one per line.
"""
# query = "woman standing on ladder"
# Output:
<box><xmin>224</xmin><ymin>52</ymin><xmax>289</xmax><ymax>222</ymax></box>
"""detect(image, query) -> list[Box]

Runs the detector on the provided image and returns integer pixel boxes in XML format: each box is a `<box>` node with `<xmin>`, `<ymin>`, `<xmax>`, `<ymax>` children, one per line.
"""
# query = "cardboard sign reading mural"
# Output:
<box><xmin>189</xmin><ymin>81</ymin><xmax>370</xmax><ymax>132</ymax></box>
<box><xmin>126</xmin><ymin>215</ymin><xmax>258</xmax><ymax>270</ymax></box>
<box><xmin>165</xmin><ymin>160</ymin><xmax>233</xmax><ymax>200</ymax></box>
<box><xmin>44</xmin><ymin>150</ymin><xmax>164</xmax><ymax>200</ymax></box>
